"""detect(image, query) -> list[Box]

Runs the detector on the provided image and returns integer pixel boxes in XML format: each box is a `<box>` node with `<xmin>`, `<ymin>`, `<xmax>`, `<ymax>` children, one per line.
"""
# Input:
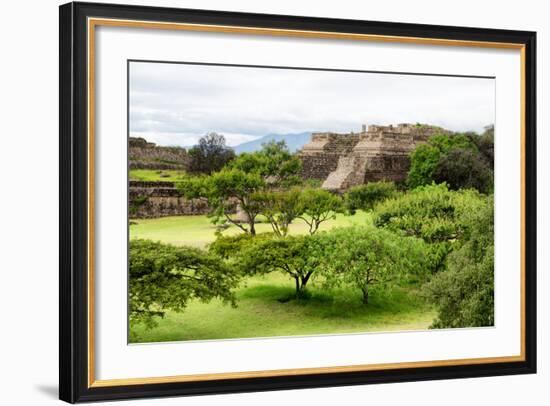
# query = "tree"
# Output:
<box><xmin>297</xmin><ymin>188</ymin><xmax>343</xmax><ymax>234</ymax></box>
<box><xmin>424</xmin><ymin>196</ymin><xmax>494</xmax><ymax>328</ymax></box>
<box><xmin>179</xmin><ymin>141</ymin><xmax>303</xmax><ymax>236</ymax></box>
<box><xmin>344</xmin><ymin>181</ymin><xmax>397</xmax><ymax>214</ymax></box>
<box><xmin>229</xmin><ymin>140</ymin><xmax>302</xmax><ymax>187</ymax></box>
<box><xmin>470</xmin><ymin>124</ymin><xmax>494</xmax><ymax>169</ymax></box>
<box><xmin>178</xmin><ymin>168</ymin><xmax>265</xmax><ymax>235</ymax></box>
<box><xmin>319</xmin><ymin>227</ymin><xmax>427</xmax><ymax>304</ymax></box>
<box><xmin>433</xmin><ymin>147</ymin><xmax>493</xmax><ymax>193</ymax></box>
<box><xmin>236</xmin><ymin>234</ymin><xmax>324</xmax><ymax>298</ymax></box>
<box><xmin>407</xmin><ymin>133</ymin><xmax>477</xmax><ymax>189</ymax></box>
<box><xmin>129</xmin><ymin>239</ymin><xmax>239</xmax><ymax>328</ymax></box>
<box><xmin>188</xmin><ymin>132</ymin><xmax>235</xmax><ymax>174</ymax></box>
<box><xmin>256</xmin><ymin>187</ymin><xmax>303</xmax><ymax>236</ymax></box>
<box><xmin>373</xmin><ymin>183</ymin><xmax>489</xmax><ymax>273</ymax></box>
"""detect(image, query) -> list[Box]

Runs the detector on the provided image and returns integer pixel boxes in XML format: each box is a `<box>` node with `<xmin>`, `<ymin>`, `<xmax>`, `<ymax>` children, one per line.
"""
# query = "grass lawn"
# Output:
<box><xmin>129</xmin><ymin>169</ymin><xmax>187</xmax><ymax>182</ymax></box>
<box><xmin>130</xmin><ymin>272</ymin><xmax>435</xmax><ymax>343</ymax></box>
<box><xmin>129</xmin><ymin>210</ymin><xmax>436</xmax><ymax>343</ymax></box>
<box><xmin>129</xmin><ymin>211</ymin><xmax>371</xmax><ymax>248</ymax></box>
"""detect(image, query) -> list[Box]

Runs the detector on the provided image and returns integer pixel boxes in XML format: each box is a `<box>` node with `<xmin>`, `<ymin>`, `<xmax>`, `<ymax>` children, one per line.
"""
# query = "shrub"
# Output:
<box><xmin>344</xmin><ymin>181</ymin><xmax>397</xmax><ymax>214</ymax></box>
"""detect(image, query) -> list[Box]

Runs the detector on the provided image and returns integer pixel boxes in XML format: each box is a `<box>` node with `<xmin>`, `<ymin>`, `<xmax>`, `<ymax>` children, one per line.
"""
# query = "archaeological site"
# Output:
<box><xmin>298</xmin><ymin>123</ymin><xmax>452</xmax><ymax>192</ymax></box>
<box><xmin>129</xmin><ymin>123</ymin><xmax>452</xmax><ymax>218</ymax></box>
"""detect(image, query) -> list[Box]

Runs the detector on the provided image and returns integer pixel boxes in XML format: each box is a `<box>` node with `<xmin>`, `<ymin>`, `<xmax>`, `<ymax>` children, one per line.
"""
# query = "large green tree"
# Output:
<box><xmin>319</xmin><ymin>227</ymin><xmax>427</xmax><ymax>304</ymax></box>
<box><xmin>178</xmin><ymin>141</ymin><xmax>302</xmax><ymax>235</ymax></box>
<box><xmin>373</xmin><ymin>183</ymin><xmax>489</xmax><ymax>273</ymax></box>
<box><xmin>424</xmin><ymin>196</ymin><xmax>494</xmax><ymax>328</ymax></box>
<box><xmin>407</xmin><ymin>132</ymin><xmax>494</xmax><ymax>193</ymax></box>
<box><xmin>236</xmin><ymin>234</ymin><xmax>324</xmax><ymax>297</ymax></box>
<box><xmin>407</xmin><ymin>133</ymin><xmax>477</xmax><ymax>189</ymax></box>
<box><xmin>178</xmin><ymin>169</ymin><xmax>265</xmax><ymax>235</ymax></box>
<box><xmin>129</xmin><ymin>239</ymin><xmax>240</xmax><ymax>328</ymax></box>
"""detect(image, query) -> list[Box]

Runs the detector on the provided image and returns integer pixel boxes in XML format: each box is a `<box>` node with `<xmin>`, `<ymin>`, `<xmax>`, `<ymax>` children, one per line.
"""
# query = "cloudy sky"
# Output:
<box><xmin>129</xmin><ymin>61</ymin><xmax>495</xmax><ymax>147</ymax></box>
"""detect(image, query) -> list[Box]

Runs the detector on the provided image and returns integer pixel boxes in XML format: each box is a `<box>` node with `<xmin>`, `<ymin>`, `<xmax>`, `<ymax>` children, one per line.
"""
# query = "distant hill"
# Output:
<box><xmin>233</xmin><ymin>132</ymin><xmax>313</xmax><ymax>154</ymax></box>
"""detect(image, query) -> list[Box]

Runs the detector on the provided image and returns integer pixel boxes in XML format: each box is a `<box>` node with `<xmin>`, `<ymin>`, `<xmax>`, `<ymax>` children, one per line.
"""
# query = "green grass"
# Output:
<box><xmin>129</xmin><ymin>211</ymin><xmax>436</xmax><ymax>343</ymax></box>
<box><xmin>130</xmin><ymin>272</ymin><xmax>435</xmax><ymax>343</ymax></box>
<box><xmin>129</xmin><ymin>169</ymin><xmax>187</xmax><ymax>182</ymax></box>
<box><xmin>129</xmin><ymin>211</ymin><xmax>371</xmax><ymax>248</ymax></box>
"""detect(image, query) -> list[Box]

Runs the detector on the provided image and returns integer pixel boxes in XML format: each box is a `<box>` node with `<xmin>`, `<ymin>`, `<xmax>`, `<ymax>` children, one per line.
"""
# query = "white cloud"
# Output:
<box><xmin>129</xmin><ymin>62</ymin><xmax>495</xmax><ymax>147</ymax></box>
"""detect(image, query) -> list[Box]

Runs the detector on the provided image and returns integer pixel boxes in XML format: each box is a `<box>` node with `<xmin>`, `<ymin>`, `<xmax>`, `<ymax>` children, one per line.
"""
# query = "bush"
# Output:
<box><xmin>129</xmin><ymin>239</ymin><xmax>240</xmax><ymax>328</ymax></box>
<box><xmin>344</xmin><ymin>181</ymin><xmax>397</xmax><ymax>214</ymax></box>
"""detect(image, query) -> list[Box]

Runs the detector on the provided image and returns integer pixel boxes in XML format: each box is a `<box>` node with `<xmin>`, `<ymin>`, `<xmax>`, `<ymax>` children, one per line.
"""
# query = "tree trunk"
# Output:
<box><xmin>361</xmin><ymin>286</ymin><xmax>369</xmax><ymax>305</ymax></box>
<box><xmin>294</xmin><ymin>277</ymin><xmax>300</xmax><ymax>297</ymax></box>
<box><xmin>249</xmin><ymin>219</ymin><xmax>256</xmax><ymax>235</ymax></box>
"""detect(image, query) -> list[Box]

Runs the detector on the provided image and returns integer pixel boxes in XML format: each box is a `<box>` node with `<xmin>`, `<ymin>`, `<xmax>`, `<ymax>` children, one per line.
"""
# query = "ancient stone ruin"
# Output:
<box><xmin>129</xmin><ymin>137</ymin><xmax>190</xmax><ymax>170</ymax></box>
<box><xmin>298</xmin><ymin>123</ymin><xmax>452</xmax><ymax>192</ymax></box>
<box><xmin>129</xmin><ymin>180</ymin><xmax>210</xmax><ymax>219</ymax></box>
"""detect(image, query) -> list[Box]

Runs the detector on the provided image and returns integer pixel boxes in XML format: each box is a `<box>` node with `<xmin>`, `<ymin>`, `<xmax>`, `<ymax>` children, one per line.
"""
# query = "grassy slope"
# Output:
<box><xmin>129</xmin><ymin>211</ymin><xmax>435</xmax><ymax>343</ymax></box>
<box><xmin>129</xmin><ymin>169</ymin><xmax>187</xmax><ymax>182</ymax></box>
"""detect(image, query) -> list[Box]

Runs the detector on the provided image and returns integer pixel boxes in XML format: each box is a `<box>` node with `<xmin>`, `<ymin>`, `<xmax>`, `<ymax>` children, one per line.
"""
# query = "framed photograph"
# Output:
<box><xmin>59</xmin><ymin>1</ymin><xmax>536</xmax><ymax>403</ymax></box>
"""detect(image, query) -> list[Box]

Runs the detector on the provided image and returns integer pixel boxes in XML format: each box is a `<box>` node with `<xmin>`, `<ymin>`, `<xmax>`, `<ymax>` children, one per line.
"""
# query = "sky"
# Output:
<box><xmin>129</xmin><ymin>61</ymin><xmax>495</xmax><ymax>147</ymax></box>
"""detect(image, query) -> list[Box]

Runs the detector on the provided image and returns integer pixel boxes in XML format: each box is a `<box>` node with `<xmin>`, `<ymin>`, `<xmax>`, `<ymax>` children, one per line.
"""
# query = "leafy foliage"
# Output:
<box><xmin>407</xmin><ymin>131</ymin><xmax>494</xmax><ymax>193</ymax></box>
<box><xmin>373</xmin><ymin>183</ymin><xmax>490</xmax><ymax>272</ymax></box>
<box><xmin>188</xmin><ymin>132</ymin><xmax>235</xmax><ymax>174</ymax></box>
<box><xmin>178</xmin><ymin>169</ymin><xmax>265</xmax><ymax>235</ymax></box>
<box><xmin>255</xmin><ymin>187</ymin><xmax>303</xmax><ymax>236</ymax></box>
<box><xmin>178</xmin><ymin>141</ymin><xmax>302</xmax><ymax>235</ymax></box>
<box><xmin>424</xmin><ymin>197</ymin><xmax>494</xmax><ymax>328</ymax></box>
<box><xmin>129</xmin><ymin>239</ymin><xmax>240</xmax><ymax>328</ymax></box>
<box><xmin>407</xmin><ymin>133</ymin><xmax>483</xmax><ymax>189</ymax></box>
<box><xmin>235</xmin><ymin>234</ymin><xmax>325</xmax><ymax>297</ymax></box>
<box><xmin>318</xmin><ymin>227</ymin><xmax>428</xmax><ymax>304</ymax></box>
<box><xmin>434</xmin><ymin>147</ymin><xmax>493</xmax><ymax>193</ymax></box>
<box><xmin>296</xmin><ymin>188</ymin><xmax>344</xmax><ymax>234</ymax></box>
<box><xmin>344</xmin><ymin>181</ymin><xmax>397</xmax><ymax>214</ymax></box>
<box><xmin>229</xmin><ymin>140</ymin><xmax>302</xmax><ymax>188</ymax></box>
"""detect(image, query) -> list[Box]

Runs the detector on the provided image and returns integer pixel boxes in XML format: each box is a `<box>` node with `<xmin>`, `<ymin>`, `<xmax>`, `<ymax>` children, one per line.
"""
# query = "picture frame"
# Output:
<box><xmin>59</xmin><ymin>1</ymin><xmax>537</xmax><ymax>403</ymax></box>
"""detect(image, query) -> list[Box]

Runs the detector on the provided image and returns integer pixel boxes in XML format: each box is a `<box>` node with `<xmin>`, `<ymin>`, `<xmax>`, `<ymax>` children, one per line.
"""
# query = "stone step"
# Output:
<box><xmin>322</xmin><ymin>155</ymin><xmax>368</xmax><ymax>191</ymax></box>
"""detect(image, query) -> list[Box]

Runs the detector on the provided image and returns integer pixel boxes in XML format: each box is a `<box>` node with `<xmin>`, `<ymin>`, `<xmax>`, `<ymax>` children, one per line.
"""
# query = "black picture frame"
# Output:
<box><xmin>59</xmin><ymin>1</ymin><xmax>537</xmax><ymax>403</ymax></box>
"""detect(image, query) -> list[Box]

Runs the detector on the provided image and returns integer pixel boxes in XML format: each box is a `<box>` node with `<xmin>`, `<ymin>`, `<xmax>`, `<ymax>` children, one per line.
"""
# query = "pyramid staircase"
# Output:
<box><xmin>321</xmin><ymin>155</ymin><xmax>368</xmax><ymax>192</ymax></box>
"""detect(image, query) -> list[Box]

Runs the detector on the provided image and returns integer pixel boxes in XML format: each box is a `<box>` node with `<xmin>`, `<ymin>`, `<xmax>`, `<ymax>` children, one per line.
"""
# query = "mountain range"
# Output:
<box><xmin>233</xmin><ymin>132</ymin><xmax>313</xmax><ymax>154</ymax></box>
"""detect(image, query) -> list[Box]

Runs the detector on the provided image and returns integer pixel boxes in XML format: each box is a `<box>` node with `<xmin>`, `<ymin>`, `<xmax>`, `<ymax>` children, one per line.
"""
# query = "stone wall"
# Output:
<box><xmin>129</xmin><ymin>137</ymin><xmax>190</xmax><ymax>170</ymax></box>
<box><xmin>129</xmin><ymin>180</ymin><xmax>209</xmax><ymax>218</ymax></box>
<box><xmin>298</xmin><ymin>123</ymin><xmax>453</xmax><ymax>192</ymax></box>
<box><xmin>299</xmin><ymin>132</ymin><xmax>360</xmax><ymax>180</ymax></box>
